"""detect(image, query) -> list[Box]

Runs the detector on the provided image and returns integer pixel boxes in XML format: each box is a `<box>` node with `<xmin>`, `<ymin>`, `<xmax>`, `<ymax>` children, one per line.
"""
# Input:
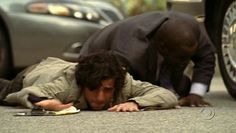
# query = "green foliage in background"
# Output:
<box><xmin>105</xmin><ymin>0</ymin><xmax>167</xmax><ymax>16</ymax></box>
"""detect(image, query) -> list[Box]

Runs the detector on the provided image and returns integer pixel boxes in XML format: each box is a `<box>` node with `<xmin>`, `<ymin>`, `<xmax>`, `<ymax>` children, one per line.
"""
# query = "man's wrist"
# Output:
<box><xmin>127</xmin><ymin>100</ymin><xmax>139</xmax><ymax>107</ymax></box>
<box><xmin>28</xmin><ymin>94</ymin><xmax>53</xmax><ymax>104</ymax></box>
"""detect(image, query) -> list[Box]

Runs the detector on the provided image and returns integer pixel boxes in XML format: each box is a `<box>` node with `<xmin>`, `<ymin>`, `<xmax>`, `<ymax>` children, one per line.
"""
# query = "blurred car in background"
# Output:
<box><xmin>0</xmin><ymin>0</ymin><xmax>124</xmax><ymax>78</ymax></box>
<box><xmin>167</xmin><ymin>0</ymin><xmax>236</xmax><ymax>98</ymax></box>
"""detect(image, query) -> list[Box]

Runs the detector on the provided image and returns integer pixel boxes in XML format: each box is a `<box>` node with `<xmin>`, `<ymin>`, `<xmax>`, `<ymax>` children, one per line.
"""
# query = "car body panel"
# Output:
<box><xmin>9</xmin><ymin>13</ymin><xmax>102</xmax><ymax>66</ymax></box>
<box><xmin>0</xmin><ymin>0</ymin><xmax>123</xmax><ymax>68</ymax></box>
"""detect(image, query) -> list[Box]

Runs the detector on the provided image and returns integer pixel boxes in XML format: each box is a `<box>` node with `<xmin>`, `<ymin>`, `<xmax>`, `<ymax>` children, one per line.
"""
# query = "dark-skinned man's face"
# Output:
<box><xmin>153</xmin><ymin>19</ymin><xmax>198</xmax><ymax>67</ymax></box>
<box><xmin>156</xmin><ymin>36</ymin><xmax>197</xmax><ymax>67</ymax></box>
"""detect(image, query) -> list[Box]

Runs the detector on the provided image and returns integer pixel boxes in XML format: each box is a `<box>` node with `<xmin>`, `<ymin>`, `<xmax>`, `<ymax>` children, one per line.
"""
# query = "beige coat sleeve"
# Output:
<box><xmin>123</xmin><ymin>73</ymin><xmax>178</xmax><ymax>109</ymax></box>
<box><xmin>5</xmin><ymin>76</ymin><xmax>72</xmax><ymax>109</ymax></box>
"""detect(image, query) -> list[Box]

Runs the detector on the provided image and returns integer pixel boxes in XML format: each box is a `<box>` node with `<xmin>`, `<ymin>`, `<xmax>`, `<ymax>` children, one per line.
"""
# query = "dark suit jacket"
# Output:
<box><xmin>79</xmin><ymin>11</ymin><xmax>216</xmax><ymax>90</ymax></box>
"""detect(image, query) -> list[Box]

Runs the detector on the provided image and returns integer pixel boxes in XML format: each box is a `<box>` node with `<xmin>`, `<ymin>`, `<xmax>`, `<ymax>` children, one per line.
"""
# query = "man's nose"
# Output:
<box><xmin>96</xmin><ymin>91</ymin><xmax>105</xmax><ymax>103</ymax></box>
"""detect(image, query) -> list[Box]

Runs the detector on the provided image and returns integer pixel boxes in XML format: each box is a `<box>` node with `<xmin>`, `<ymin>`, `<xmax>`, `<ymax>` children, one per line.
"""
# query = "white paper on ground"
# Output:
<box><xmin>14</xmin><ymin>106</ymin><xmax>80</xmax><ymax>116</ymax></box>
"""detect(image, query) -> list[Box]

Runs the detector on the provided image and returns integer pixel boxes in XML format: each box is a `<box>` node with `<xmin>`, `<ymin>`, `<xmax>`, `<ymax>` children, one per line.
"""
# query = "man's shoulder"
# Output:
<box><xmin>23</xmin><ymin>57</ymin><xmax>77</xmax><ymax>86</ymax></box>
<box><xmin>40</xmin><ymin>57</ymin><xmax>75</xmax><ymax>65</ymax></box>
<box><xmin>31</xmin><ymin>57</ymin><xmax>77</xmax><ymax>74</ymax></box>
<box><xmin>34</xmin><ymin>57</ymin><xmax>77</xmax><ymax>71</ymax></box>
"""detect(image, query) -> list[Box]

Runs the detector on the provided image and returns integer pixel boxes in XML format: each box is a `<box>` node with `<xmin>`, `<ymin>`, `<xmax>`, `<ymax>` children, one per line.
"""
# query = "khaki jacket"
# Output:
<box><xmin>5</xmin><ymin>57</ymin><xmax>177</xmax><ymax>110</ymax></box>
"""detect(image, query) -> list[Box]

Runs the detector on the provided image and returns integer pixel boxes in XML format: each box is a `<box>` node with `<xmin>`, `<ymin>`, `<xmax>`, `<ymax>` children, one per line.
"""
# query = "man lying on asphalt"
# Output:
<box><xmin>0</xmin><ymin>52</ymin><xmax>177</xmax><ymax>112</ymax></box>
<box><xmin>79</xmin><ymin>11</ymin><xmax>216</xmax><ymax>107</ymax></box>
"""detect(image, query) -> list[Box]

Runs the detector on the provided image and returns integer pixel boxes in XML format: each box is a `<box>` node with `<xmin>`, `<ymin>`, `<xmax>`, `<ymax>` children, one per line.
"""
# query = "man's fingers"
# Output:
<box><xmin>178</xmin><ymin>98</ymin><xmax>189</xmax><ymax>106</ymax></box>
<box><xmin>107</xmin><ymin>104</ymin><xmax>139</xmax><ymax>112</ymax></box>
<box><xmin>116</xmin><ymin>107</ymin><xmax>139</xmax><ymax>112</ymax></box>
<box><xmin>190</xmin><ymin>100</ymin><xmax>212</xmax><ymax>107</ymax></box>
<box><xmin>122</xmin><ymin>106</ymin><xmax>139</xmax><ymax>112</ymax></box>
<box><xmin>107</xmin><ymin>105</ymin><xmax>118</xmax><ymax>111</ymax></box>
<box><xmin>192</xmin><ymin>99</ymin><xmax>212</xmax><ymax>107</ymax></box>
<box><xmin>178</xmin><ymin>99</ymin><xmax>184</xmax><ymax>106</ymax></box>
<box><xmin>35</xmin><ymin>100</ymin><xmax>49</xmax><ymax>107</ymax></box>
<box><xmin>35</xmin><ymin>100</ymin><xmax>72</xmax><ymax>111</ymax></box>
<box><xmin>116</xmin><ymin>105</ymin><xmax>124</xmax><ymax>112</ymax></box>
<box><xmin>56</xmin><ymin>103</ymin><xmax>73</xmax><ymax>111</ymax></box>
<box><xmin>179</xmin><ymin>94</ymin><xmax>212</xmax><ymax>107</ymax></box>
<box><xmin>108</xmin><ymin>105</ymin><xmax>123</xmax><ymax>112</ymax></box>
<box><xmin>190</xmin><ymin>99</ymin><xmax>198</xmax><ymax>107</ymax></box>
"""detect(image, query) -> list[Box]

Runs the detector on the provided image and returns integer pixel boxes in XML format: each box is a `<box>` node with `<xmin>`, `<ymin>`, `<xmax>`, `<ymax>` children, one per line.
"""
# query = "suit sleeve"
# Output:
<box><xmin>124</xmin><ymin>73</ymin><xmax>178</xmax><ymax>109</ymax></box>
<box><xmin>191</xmin><ymin>27</ymin><xmax>216</xmax><ymax>87</ymax></box>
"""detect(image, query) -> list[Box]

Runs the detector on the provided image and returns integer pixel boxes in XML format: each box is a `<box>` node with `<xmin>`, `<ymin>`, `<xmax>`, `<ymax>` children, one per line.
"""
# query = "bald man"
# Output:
<box><xmin>79</xmin><ymin>11</ymin><xmax>216</xmax><ymax>107</ymax></box>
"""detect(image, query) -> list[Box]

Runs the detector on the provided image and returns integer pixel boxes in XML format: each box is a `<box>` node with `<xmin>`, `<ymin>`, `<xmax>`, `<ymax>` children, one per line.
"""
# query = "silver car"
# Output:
<box><xmin>167</xmin><ymin>0</ymin><xmax>236</xmax><ymax>98</ymax></box>
<box><xmin>0</xmin><ymin>0</ymin><xmax>123</xmax><ymax>77</ymax></box>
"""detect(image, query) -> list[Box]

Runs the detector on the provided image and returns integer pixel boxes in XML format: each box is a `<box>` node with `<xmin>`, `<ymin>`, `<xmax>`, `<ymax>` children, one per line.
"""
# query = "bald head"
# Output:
<box><xmin>154</xmin><ymin>13</ymin><xmax>200</xmax><ymax>64</ymax></box>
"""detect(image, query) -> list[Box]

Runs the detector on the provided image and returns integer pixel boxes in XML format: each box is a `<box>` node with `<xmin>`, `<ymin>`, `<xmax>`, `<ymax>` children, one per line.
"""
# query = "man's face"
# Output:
<box><xmin>84</xmin><ymin>79</ymin><xmax>115</xmax><ymax>110</ymax></box>
<box><xmin>157</xmin><ymin>40</ymin><xmax>197</xmax><ymax>67</ymax></box>
<box><xmin>154</xmin><ymin>21</ymin><xmax>198</xmax><ymax>67</ymax></box>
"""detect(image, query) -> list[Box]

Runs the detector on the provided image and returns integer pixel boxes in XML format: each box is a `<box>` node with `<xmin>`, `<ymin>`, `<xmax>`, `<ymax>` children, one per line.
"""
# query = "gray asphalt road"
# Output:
<box><xmin>0</xmin><ymin>76</ymin><xmax>235</xmax><ymax>133</ymax></box>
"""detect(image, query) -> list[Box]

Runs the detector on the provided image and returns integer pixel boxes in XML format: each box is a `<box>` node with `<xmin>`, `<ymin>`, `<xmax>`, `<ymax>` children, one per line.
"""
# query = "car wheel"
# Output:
<box><xmin>217</xmin><ymin>0</ymin><xmax>236</xmax><ymax>98</ymax></box>
<box><xmin>0</xmin><ymin>25</ymin><xmax>12</xmax><ymax>78</ymax></box>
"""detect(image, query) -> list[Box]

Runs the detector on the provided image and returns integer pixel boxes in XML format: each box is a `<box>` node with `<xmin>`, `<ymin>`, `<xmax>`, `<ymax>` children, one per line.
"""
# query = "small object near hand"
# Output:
<box><xmin>107</xmin><ymin>101</ymin><xmax>139</xmax><ymax>112</ymax></box>
<box><xmin>15</xmin><ymin>106</ymin><xmax>80</xmax><ymax>116</ymax></box>
<box><xmin>178</xmin><ymin>94</ymin><xmax>212</xmax><ymax>107</ymax></box>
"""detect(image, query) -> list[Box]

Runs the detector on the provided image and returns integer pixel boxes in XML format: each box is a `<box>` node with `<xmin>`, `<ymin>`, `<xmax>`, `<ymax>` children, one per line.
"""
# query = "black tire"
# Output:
<box><xmin>214</xmin><ymin>0</ymin><xmax>236</xmax><ymax>98</ymax></box>
<box><xmin>0</xmin><ymin>25</ymin><xmax>12</xmax><ymax>78</ymax></box>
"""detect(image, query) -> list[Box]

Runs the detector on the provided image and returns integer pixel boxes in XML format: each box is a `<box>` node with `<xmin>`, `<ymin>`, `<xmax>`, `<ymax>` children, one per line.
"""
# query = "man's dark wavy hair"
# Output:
<box><xmin>75</xmin><ymin>51</ymin><xmax>126</xmax><ymax>101</ymax></box>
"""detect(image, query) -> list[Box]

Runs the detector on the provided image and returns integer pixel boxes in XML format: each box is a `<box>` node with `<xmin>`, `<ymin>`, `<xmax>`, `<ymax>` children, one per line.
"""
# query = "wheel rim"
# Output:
<box><xmin>221</xmin><ymin>1</ymin><xmax>236</xmax><ymax>83</ymax></box>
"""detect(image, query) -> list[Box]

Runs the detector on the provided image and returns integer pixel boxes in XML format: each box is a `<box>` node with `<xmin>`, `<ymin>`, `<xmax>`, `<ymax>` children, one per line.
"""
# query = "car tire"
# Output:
<box><xmin>215</xmin><ymin>0</ymin><xmax>236</xmax><ymax>98</ymax></box>
<box><xmin>0</xmin><ymin>25</ymin><xmax>12</xmax><ymax>78</ymax></box>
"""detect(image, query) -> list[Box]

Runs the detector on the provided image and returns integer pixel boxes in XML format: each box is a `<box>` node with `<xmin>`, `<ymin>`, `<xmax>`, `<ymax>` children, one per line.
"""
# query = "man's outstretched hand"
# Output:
<box><xmin>178</xmin><ymin>94</ymin><xmax>211</xmax><ymax>107</ymax></box>
<box><xmin>108</xmin><ymin>101</ymin><xmax>139</xmax><ymax>112</ymax></box>
<box><xmin>35</xmin><ymin>99</ymin><xmax>72</xmax><ymax>111</ymax></box>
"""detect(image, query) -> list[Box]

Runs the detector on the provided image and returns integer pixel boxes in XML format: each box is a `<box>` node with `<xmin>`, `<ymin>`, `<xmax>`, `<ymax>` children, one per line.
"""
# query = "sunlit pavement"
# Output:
<box><xmin>0</xmin><ymin>76</ymin><xmax>235</xmax><ymax>133</ymax></box>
